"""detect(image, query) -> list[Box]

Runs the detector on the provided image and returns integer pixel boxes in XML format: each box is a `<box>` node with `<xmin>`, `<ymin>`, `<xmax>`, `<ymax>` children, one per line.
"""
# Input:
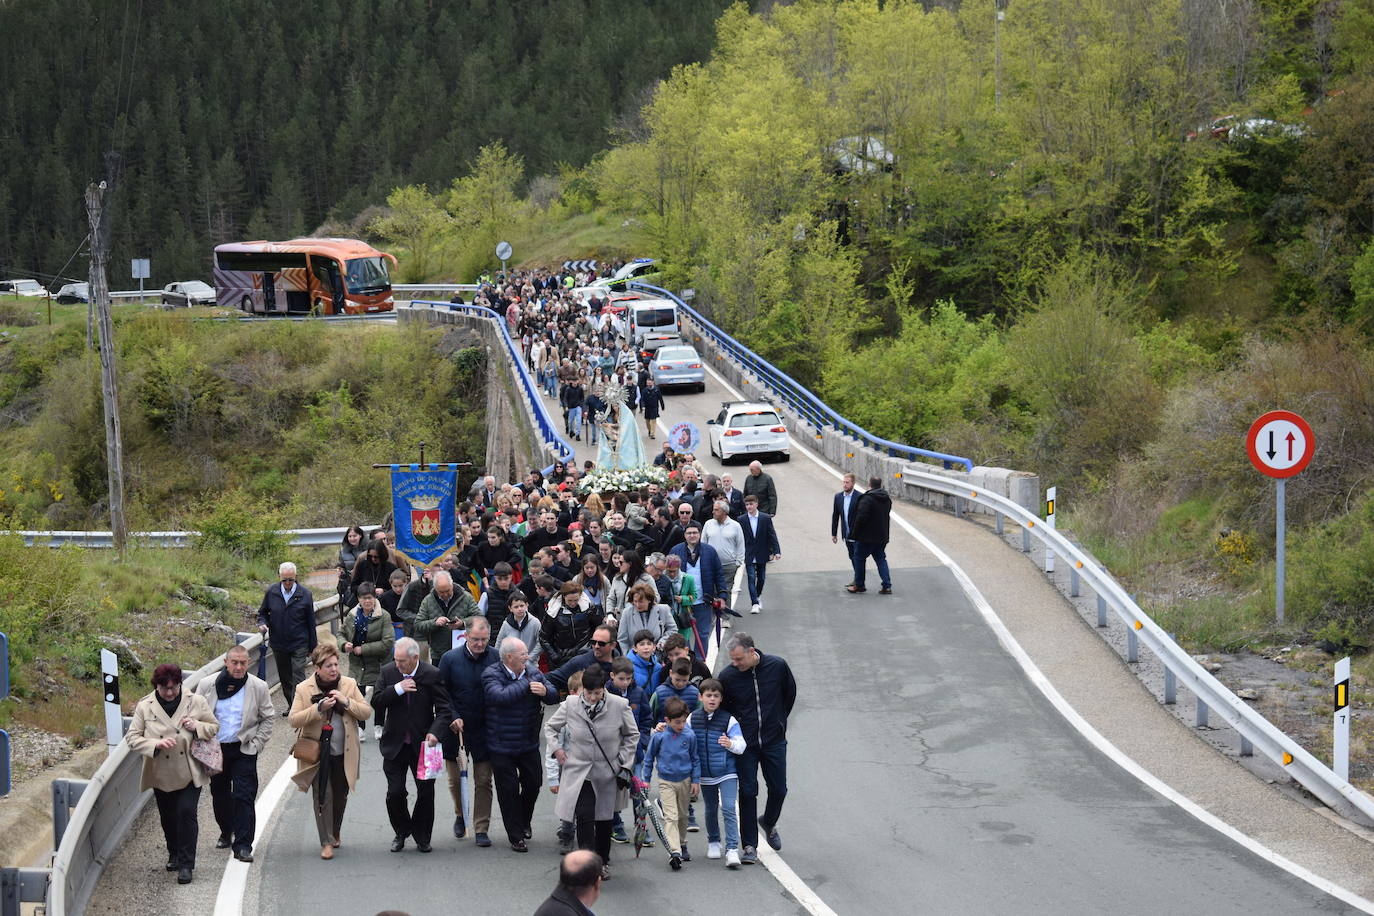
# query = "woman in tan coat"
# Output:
<box><xmin>288</xmin><ymin>642</ymin><xmax>371</xmax><ymax>859</ymax></box>
<box><xmin>126</xmin><ymin>663</ymin><xmax>220</xmax><ymax>885</ymax></box>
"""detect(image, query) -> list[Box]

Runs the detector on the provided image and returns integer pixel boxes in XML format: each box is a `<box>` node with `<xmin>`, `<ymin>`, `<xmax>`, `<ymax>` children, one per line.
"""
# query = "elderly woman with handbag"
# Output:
<box><xmin>543</xmin><ymin>665</ymin><xmax>638</xmax><ymax>878</ymax></box>
<box><xmin>126</xmin><ymin>663</ymin><xmax>220</xmax><ymax>885</ymax></box>
<box><xmin>338</xmin><ymin>584</ymin><xmax>394</xmax><ymax>743</ymax></box>
<box><xmin>288</xmin><ymin>642</ymin><xmax>372</xmax><ymax>860</ymax></box>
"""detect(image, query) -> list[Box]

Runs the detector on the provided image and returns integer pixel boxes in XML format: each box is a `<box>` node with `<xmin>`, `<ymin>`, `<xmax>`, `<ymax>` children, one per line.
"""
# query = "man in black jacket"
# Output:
<box><xmin>256</xmin><ymin>561</ymin><xmax>316</xmax><ymax>710</ymax></box>
<box><xmin>718</xmin><ymin>632</ymin><xmax>796</xmax><ymax>866</ymax></box>
<box><xmin>847</xmin><ymin>477</ymin><xmax>893</xmax><ymax>595</ymax></box>
<box><xmin>372</xmin><ymin>638</ymin><xmax>452</xmax><ymax>853</ymax></box>
<box><xmin>437</xmin><ymin>617</ymin><xmax>500</xmax><ymax>846</ymax></box>
<box><xmin>533</xmin><ymin>849</ymin><xmax>603</xmax><ymax>915</ymax></box>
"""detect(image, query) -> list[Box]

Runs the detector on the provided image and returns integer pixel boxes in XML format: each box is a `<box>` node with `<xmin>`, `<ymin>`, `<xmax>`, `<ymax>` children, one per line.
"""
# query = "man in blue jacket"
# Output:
<box><xmin>739</xmin><ymin>494</ymin><xmax>781</xmax><ymax>615</ymax></box>
<box><xmin>718</xmin><ymin>633</ymin><xmax>796</xmax><ymax>866</ymax></box>
<box><xmin>482</xmin><ymin>637</ymin><xmax>560</xmax><ymax>852</ymax></box>
<box><xmin>668</xmin><ymin>522</ymin><xmax>729</xmax><ymax>658</ymax></box>
<box><xmin>437</xmin><ymin>616</ymin><xmax>500</xmax><ymax>846</ymax></box>
<box><xmin>256</xmin><ymin>561</ymin><xmax>316</xmax><ymax>710</ymax></box>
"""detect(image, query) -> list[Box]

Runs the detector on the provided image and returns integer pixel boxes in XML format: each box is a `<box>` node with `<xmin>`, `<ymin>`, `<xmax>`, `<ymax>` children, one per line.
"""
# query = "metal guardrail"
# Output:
<box><xmin>629</xmin><ymin>283</ymin><xmax>973</xmax><ymax>472</ymax></box>
<box><xmin>10</xmin><ymin>526</ymin><xmax>366</xmax><ymax>549</ymax></box>
<box><xmin>394</xmin><ymin>283</ymin><xmax>481</xmax><ymax>295</ymax></box>
<box><xmin>408</xmin><ymin>300</ymin><xmax>575</xmax><ymax>468</ymax></box>
<box><xmin>20</xmin><ymin>592</ymin><xmax>343</xmax><ymax>916</ymax></box>
<box><xmin>900</xmin><ymin>465</ymin><xmax>1374</xmax><ymax>827</ymax></box>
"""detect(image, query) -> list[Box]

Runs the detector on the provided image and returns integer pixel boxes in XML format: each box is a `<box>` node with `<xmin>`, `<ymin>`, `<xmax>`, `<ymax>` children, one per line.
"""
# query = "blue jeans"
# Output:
<box><xmin>851</xmin><ymin>541</ymin><xmax>891</xmax><ymax>590</ymax></box>
<box><xmin>745</xmin><ymin>561</ymin><xmax>768</xmax><ymax>604</ymax></box>
<box><xmin>567</xmin><ymin>406</ymin><xmax>582</xmax><ymax>435</ymax></box>
<box><xmin>586</xmin><ymin>410</ymin><xmax>599</xmax><ymax>444</ymax></box>
<box><xmin>701</xmin><ymin>778</ymin><xmax>740</xmax><ymax>850</ymax></box>
<box><xmin>737</xmin><ymin>740</ymin><xmax>787</xmax><ymax>849</ymax></box>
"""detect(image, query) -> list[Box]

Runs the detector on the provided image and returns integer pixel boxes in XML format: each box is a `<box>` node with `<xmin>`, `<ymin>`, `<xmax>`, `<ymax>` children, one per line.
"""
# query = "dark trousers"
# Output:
<box><xmin>153</xmin><ymin>784</ymin><xmax>201</xmax><ymax>868</ymax></box>
<box><xmin>745</xmin><ymin>560</ymin><xmax>769</xmax><ymax>603</ymax></box>
<box><xmin>489</xmin><ymin>748</ymin><xmax>542</xmax><ymax>844</ymax></box>
<box><xmin>311</xmin><ymin>753</ymin><xmax>349</xmax><ymax>845</ymax></box>
<box><xmin>851</xmin><ymin>541</ymin><xmax>891</xmax><ymax>590</ymax></box>
<box><xmin>209</xmin><ymin>742</ymin><xmax>258</xmax><ymax>853</ymax></box>
<box><xmin>383</xmin><ymin>742</ymin><xmax>436</xmax><ymax>844</ymax></box>
<box><xmin>736</xmin><ymin>739</ymin><xmax>787</xmax><ymax>849</ymax></box>
<box><xmin>574</xmin><ymin>782</ymin><xmax>613</xmax><ymax>864</ymax></box>
<box><xmin>273</xmin><ymin>647</ymin><xmax>309</xmax><ymax>708</ymax></box>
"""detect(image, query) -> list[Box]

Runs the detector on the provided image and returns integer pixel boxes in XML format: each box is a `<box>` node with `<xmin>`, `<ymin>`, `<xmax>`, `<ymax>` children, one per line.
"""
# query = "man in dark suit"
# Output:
<box><xmin>256</xmin><ymin>561</ymin><xmax>316</xmax><ymax>710</ymax></box>
<box><xmin>740</xmin><ymin>494</ymin><xmax>782</xmax><ymax>615</ymax></box>
<box><xmin>719</xmin><ymin>472</ymin><xmax>747</xmax><ymax>519</ymax></box>
<box><xmin>831</xmin><ymin>472</ymin><xmax>860</xmax><ymax>579</ymax></box>
<box><xmin>482</xmin><ymin>637</ymin><xmax>560</xmax><ymax>852</ymax></box>
<box><xmin>533</xmin><ymin>849</ymin><xmax>603</xmax><ymax>915</ymax></box>
<box><xmin>372</xmin><ymin>637</ymin><xmax>452</xmax><ymax>853</ymax></box>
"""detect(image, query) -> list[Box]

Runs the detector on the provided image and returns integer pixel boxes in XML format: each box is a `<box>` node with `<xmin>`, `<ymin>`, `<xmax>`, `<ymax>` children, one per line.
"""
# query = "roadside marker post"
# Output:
<box><xmin>1334</xmin><ymin>656</ymin><xmax>1351</xmax><ymax>781</ymax></box>
<box><xmin>0</xmin><ymin>631</ymin><xmax>8</xmax><ymax>796</ymax></box>
<box><xmin>101</xmin><ymin>648</ymin><xmax>122</xmax><ymax>751</ymax></box>
<box><xmin>1245</xmin><ymin>410</ymin><xmax>1315</xmax><ymax>624</ymax></box>
<box><xmin>1044</xmin><ymin>487</ymin><xmax>1056</xmax><ymax>574</ymax></box>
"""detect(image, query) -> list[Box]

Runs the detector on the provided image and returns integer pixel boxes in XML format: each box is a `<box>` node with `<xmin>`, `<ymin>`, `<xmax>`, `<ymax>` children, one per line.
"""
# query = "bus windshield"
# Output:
<box><xmin>345</xmin><ymin>256</ymin><xmax>390</xmax><ymax>293</ymax></box>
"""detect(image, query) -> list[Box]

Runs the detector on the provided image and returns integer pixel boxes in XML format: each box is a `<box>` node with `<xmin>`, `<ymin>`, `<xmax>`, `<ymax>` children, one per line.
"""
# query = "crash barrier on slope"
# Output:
<box><xmin>402</xmin><ymin>302</ymin><xmax>576</xmax><ymax>473</ymax></box>
<box><xmin>900</xmin><ymin>465</ymin><xmax>1374</xmax><ymax>827</ymax></box>
<box><xmin>8</xmin><ymin>526</ymin><xmax>367</xmax><ymax>549</ymax></box>
<box><xmin>0</xmin><ymin>594</ymin><xmax>342</xmax><ymax>916</ymax></box>
<box><xmin>627</xmin><ymin>284</ymin><xmax>1041</xmax><ymax>515</ymax></box>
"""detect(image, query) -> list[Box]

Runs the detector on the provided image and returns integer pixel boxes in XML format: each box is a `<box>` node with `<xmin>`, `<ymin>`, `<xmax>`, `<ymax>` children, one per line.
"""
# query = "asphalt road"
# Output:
<box><xmin>90</xmin><ymin>339</ymin><xmax>1369</xmax><ymax>915</ymax></box>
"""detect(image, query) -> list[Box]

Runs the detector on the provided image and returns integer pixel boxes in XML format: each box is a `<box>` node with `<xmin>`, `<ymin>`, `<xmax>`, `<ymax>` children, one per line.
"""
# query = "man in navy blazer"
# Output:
<box><xmin>719</xmin><ymin>473</ymin><xmax>747</xmax><ymax>519</ymax></box>
<box><xmin>740</xmin><ymin>494</ymin><xmax>782</xmax><ymax>614</ymax></box>
<box><xmin>830</xmin><ymin>472</ymin><xmax>859</xmax><ymax>574</ymax></box>
<box><xmin>668</xmin><ymin>522</ymin><xmax>730</xmax><ymax>657</ymax></box>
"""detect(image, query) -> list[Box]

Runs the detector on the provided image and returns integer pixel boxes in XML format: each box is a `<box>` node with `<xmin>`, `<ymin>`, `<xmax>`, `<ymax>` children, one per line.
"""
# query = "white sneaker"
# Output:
<box><xmin>726</xmin><ymin>848</ymin><xmax>741</xmax><ymax>868</ymax></box>
<box><xmin>707</xmin><ymin>841</ymin><xmax>722</xmax><ymax>859</ymax></box>
<box><xmin>750</xmin><ymin>603</ymin><xmax>761</xmax><ymax>614</ymax></box>
<box><xmin>374</xmin><ymin>725</ymin><xmax>383</xmax><ymax>741</ymax></box>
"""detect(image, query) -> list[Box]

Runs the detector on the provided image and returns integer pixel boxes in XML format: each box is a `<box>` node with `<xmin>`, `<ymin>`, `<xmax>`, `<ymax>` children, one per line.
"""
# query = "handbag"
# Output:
<box><xmin>191</xmin><ymin>737</ymin><xmax>223</xmax><ymax>776</ymax></box>
<box><xmin>291</xmin><ymin>732</ymin><xmax>321</xmax><ymax>764</ymax></box>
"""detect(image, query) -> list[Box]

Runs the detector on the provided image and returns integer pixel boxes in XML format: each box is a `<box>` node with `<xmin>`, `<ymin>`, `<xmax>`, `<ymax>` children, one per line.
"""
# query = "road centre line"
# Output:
<box><xmin>697</xmin><ymin>359</ymin><xmax>1374</xmax><ymax>914</ymax></box>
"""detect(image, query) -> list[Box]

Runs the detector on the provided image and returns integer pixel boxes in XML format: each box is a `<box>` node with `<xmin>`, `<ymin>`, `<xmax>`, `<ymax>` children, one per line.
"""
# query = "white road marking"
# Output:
<box><xmin>213</xmin><ymin>716</ymin><xmax>300</xmax><ymax>916</ymax></box>
<box><xmin>700</xmin><ymin>360</ymin><xmax>1374</xmax><ymax>914</ymax></box>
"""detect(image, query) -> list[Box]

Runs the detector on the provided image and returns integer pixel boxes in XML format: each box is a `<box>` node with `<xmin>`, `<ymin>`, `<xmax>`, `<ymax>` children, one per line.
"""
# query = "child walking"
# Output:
<box><xmin>691</xmin><ymin>678</ymin><xmax>745</xmax><ymax>868</ymax></box>
<box><xmin>640</xmin><ymin>696</ymin><xmax>699</xmax><ymax>868</ymax></box>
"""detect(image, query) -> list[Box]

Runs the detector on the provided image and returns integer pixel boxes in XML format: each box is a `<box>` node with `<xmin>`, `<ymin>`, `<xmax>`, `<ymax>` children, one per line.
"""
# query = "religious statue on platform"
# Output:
<box><xmin>596</xmin><ymin>379</ymin><xmax>647</xmax><ymax>470</ymax></box>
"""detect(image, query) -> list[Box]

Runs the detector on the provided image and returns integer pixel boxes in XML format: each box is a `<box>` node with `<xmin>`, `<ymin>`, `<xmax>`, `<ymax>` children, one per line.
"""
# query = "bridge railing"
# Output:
<box><xmin>900</xmin><ymin>465</ymin><xmax>1374</xmax><ymax>828</ymax></box>
<box><xmin>409</xmin><ymin>301</ymin><xmax>575</xmax><ymax>468</ymax></box>
<box><xmin>6</xmin><ymin>593</ymin><xmax>343</xmax><ymax>916</ymax></box>
<box><xmin>7</xmin><ymin>526</ymin><xmax>369</xmax><ymax>549</ymax></box>
<box><xmin>629</xmin><ymin>283</ymin><xmax>973</xmax><ymax>472</ymax></box>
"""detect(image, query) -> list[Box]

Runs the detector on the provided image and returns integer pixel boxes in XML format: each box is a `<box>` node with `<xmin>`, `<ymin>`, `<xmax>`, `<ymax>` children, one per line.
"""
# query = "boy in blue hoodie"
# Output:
<box><xmin>640</xmin><ymin>696</ymin><xmax>700</xmax><ymax>868</ymax></box>
<box><xmin>691</xmin><ymin>678</ymin><xmax>746</xmax><ymax>868</ymax></box>
<box><xmin>629</xmin><ymin>629</ymin><xmax>663</xmax><ymax>694</ymax></box>
<box><xmin>608</xmin><ymin>655</ymin><xmax>652</xmax><ymax>845</ymax></box>
<box><xmin>650</xmin><ymin>657</ymin><xmax>700</xmax><ymax>723</ymax></box>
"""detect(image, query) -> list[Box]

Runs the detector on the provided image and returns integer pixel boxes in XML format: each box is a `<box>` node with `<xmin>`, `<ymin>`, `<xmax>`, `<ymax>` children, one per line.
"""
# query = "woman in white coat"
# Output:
<box><xmin>544</xmin><ymin>666</ymin><xmax>638</xmax><ymax>877</ymax></box>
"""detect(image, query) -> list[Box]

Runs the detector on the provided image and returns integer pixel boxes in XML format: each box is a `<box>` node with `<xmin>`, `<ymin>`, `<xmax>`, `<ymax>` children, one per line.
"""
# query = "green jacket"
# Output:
<box><xmin>414</xmin><ymin>588</ymin><xmax>479</xmax><ymax>657</ymax></box>
<box><xmin>338</xmin><ymin>608</ymin><xmax>395</xmax><ymax>688</ymax></box>
<box><xmin>668</xmin><ymin>573</ymin><xmax>698</xmax><ymax>629</ymax></box>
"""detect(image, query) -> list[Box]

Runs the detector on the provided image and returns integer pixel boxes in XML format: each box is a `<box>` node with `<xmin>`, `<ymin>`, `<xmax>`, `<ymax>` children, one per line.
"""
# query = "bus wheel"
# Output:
<box><xmin>240</xmin><ymin>296</ymin><xmax>252</xmax><ymax>312</ymax></box>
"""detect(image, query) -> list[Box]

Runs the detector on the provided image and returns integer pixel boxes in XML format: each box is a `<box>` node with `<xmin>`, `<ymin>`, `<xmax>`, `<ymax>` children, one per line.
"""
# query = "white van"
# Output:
<box><xmin>628</xmin><ymin>299</ymin><xmax>679</xmax><ymax>352</ymax></box>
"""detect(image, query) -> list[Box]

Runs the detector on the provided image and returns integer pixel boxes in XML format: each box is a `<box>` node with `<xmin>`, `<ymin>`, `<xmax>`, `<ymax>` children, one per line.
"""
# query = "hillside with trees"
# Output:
<box><xmin>0</xmin><ymin>0</ymin><xmax>748</xmax><ymax>286</ymax></box>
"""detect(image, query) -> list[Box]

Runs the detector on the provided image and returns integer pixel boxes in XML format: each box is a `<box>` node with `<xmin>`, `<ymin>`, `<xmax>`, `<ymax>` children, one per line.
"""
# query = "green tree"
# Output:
<box><xmin>368</xmin><ymin>185</ymin><xmax>452</xmax><ymax>282</ymax></box>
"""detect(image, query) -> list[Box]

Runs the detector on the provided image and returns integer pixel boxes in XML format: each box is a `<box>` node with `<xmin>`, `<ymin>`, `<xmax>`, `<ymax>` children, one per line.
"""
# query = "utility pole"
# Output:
<box><xmin>84</xmin><ymin>181</ymin><xmax>128</xmax><ymax>554</ymax></box>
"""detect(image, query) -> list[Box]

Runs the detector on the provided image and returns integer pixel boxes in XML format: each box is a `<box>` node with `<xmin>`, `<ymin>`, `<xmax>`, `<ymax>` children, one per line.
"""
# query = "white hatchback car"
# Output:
<box><xmin>707</xmin><ymin>401</ymin><xmax>791</xmax><ymax>463</ymax></box>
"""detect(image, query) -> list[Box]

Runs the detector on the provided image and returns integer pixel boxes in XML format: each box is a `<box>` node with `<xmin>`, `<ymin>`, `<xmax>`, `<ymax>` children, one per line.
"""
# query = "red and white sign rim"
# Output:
<box><xmin>1246</xmin><ymin>410</ymin><xmax>1314</xmax><ymax>479</ymax></box>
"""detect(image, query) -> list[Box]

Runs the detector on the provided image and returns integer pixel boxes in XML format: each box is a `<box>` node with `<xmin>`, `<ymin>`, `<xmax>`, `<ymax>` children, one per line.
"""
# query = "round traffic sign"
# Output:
<box><xmin>1246</xmin><ymin>410</ymin><xmax>1314</xmax><ymax>478</ymax></box>
<box><xmin>495</xmin><ymin>241</ymin><xmax>513</xmax><ymax>261</ymax></box>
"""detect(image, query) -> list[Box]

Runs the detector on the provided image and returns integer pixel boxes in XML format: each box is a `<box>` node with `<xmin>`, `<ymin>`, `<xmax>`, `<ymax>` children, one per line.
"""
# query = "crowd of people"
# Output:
<box><xmin>124</xmin><ymin>266</ymin><xmax>900</xmax><ymax>910</ymax></box>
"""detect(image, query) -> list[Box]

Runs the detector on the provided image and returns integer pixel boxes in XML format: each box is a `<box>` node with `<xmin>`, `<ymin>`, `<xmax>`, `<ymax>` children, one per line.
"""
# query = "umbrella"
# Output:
<box><xmin>458</xmin><ymin>741</ymin><xmax>473</xmax><ymax>825</ymax></box>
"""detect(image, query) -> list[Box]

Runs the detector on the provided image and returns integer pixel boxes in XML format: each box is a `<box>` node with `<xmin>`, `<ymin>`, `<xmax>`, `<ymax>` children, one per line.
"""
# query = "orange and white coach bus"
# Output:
<box><xmin>213</xmin><ymin>238</ymin><xmax>397</xmax><ymax>315</ymax></box>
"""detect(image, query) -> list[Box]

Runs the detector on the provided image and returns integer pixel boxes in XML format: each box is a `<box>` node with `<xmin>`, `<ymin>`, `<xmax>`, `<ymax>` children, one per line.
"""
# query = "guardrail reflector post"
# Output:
<box><xmin>101</xmin><ymin>649</ymin><xmax>122</xmax><ymax>752</ymax></box>
<box><xmin>1044</xmin><ymin>487</ymin><xmax>1056</xmax><ymax>574</ymax></box>
<box><xmin>1197</xmin><ymin>699</ymin><xmax>1209</xmax><ymax>728</ymax></box>
<box><xmin>1096</xmin><ymin>595</ymin><xmax>1107</xmax><ymax>628</ymax></box>
<box><xmin>1335</xmin><ymin>656</ymin><xmax>1351</xmax><ymax>780</ymax></box>
<box><xmin>1282</xmin><ymin>751</ymin><xmax>1293</xmax><ymax>765</ymax></box>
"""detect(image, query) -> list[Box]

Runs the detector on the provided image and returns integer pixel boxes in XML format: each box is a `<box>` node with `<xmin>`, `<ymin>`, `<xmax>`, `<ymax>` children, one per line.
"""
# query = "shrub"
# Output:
<box><xmin>192</xmin><ymin>492</ymin><xmax>288</xmax><ymax>560</ymax></box>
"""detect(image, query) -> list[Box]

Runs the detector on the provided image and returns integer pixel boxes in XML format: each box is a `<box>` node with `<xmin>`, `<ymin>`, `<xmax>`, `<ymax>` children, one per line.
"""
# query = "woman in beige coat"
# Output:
<box><xmin>544</xmin><ymin>666</ymin><xmax>638</xmax><ymax>877</ymax></box>
<box><xmin>126</xmin><ymin>662</ymin><xmax>220</xmax><ymax>885</ymax></box>
<box><xmin>288</xmin><ymin>642</ymin><xmax>371</xmax><ymax>859</ymax></box>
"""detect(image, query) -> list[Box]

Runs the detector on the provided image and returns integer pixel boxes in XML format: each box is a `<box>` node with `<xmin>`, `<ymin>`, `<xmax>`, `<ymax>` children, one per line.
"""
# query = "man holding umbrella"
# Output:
<box><xmin>669</xmin><ymin>522</ymin><xmax>734</xmax><ymax>658</ymax></box>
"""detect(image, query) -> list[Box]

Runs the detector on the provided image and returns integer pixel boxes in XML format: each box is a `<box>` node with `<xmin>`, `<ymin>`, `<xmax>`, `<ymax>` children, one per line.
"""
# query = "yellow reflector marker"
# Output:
<box><xmin>1076</xmin><ymin>561</ymin><xmax>1083</xmax><ymax>569</ymax></box>
<box><xmin>1027</xmin><ymin>521</ymin><xmax>1035</xmax><ymax>528</ymax></box>
<box><xmin>970</xmin><ymin>491</ymin><xmax>978</xmax><ymax>498</ymax></box>
<box><xmin>846</xmin><ymin>452</ymin><xmax>853</xmax><ymax>458</ymax></box>
<box><xmin>1283</xmin><ymin>752</ymin><xmax>1293</xmax><ymax>766</ymax></box>
<box><xmin>1134</xmin><ymin>621</ymin><xmax>1143</xmax><ymax>631</ymax></box>
<box><xmin>895</xmin><ymin>472</ymin><xmax>902</xmax><ymax>478</ymax></box>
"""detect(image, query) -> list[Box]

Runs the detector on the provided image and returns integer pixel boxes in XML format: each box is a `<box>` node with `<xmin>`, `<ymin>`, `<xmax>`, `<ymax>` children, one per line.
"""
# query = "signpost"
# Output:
<box><xmin>1044</xmin><ymin>486</ymin><xmax>1057</xmax><ymax>574</ymax></box>
<box><xmin>1246</xmin><ymin>410</ymin><xmax>1315</xmax><ymax>623</ymax></box>
<box><xmin>1334</xmin><ymin>656</ymin><xmax>1351</xmax><ymax>781</ymax></box>
<box><xmin>495</xmin><ymin>241</ymin><xmax>512</xmax><ymax>279</ymax></box>
<box><xmin>101</xmin><ymin>648</ymin><xmax>122</xmax><ymax>751</ymax></box>
<box><xmin>131</xmin><ymin>258</ymin><xmax>150</xmax><ymax>302</ymax></box>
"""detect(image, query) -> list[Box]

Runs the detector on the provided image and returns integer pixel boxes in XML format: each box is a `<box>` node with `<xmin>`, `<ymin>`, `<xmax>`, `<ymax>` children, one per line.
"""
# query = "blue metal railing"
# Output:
<box><xmin>629</xmin><ymin>284</ymin><xmax>975</xmax><ymax>472</ymax></box>
<box><xmin>413</xmin><ymin>301</ymin><xmax>576</xmax><ymax>469</ymax></box>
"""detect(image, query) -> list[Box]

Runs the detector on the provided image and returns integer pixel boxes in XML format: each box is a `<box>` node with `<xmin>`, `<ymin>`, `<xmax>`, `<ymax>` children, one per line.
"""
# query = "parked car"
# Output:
<box><xmin>649</xmin><ymin>344</ymin><xmax>705</xmax><ymax>392</ymax></box>
<box><xmin>707</xmin><ymin>401</ymin><xmax>790</xmax><ymax>463</ymax></box>
<box><xmin>591</xmin><ymin>258</ymin><xmax>659</xmax><ymax>290</ymax></box>
<box><xmin>53</xmin><ymin>282</ymin><xmax>89</xmax><ymax>303</ymax></box>
<box><xmin>160</xmin><ymin>280</ymin><xmax>216</xmax><ymax>307</ymax></box>
<box><xmin>0</xmin><ymin>279</ymin><xmax>47</xmax><ymax>297</ymax></box>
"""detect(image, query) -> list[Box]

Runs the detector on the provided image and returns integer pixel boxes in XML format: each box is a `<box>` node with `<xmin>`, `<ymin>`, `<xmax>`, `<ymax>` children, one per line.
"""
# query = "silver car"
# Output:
<box><xmin>649</xmin><ymin>344</ymin><xmax>706</xmax><ymax>392</ymax></box>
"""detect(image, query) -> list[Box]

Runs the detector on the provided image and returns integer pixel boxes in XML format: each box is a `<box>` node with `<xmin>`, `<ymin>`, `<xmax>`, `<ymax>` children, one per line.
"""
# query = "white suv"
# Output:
<box><xmin>707</xmin><ymin>401</ymin><xmax>791</xmax><ymax>463</ymax></box>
